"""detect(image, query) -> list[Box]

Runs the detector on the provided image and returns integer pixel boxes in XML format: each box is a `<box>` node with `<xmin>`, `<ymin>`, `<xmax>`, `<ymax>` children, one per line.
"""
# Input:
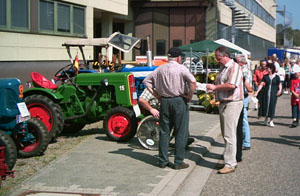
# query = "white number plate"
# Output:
<box><xmin>132</xmin><ymin>92</ymin><xmax>137</xmax><ymax>100</ymax></box>
<box><xmin>133</xmin><ymin>104</ymin><xmax>141</xmax><ymax>118</ymax></box>
<box><xmin>17</xmin><ymin>102</ymin><xmax>30</xmax><ymax>117</ymax></box>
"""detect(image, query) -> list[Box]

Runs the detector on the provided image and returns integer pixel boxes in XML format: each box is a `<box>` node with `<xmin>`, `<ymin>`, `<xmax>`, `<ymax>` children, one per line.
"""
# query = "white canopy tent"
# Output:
<box><xmin>214</xmin><ymin>39</ymin><xmax>251</xmax><ymax>57</ymax></box>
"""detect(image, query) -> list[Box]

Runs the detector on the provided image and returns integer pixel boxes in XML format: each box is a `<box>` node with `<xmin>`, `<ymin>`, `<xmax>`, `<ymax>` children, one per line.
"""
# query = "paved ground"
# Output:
<box><xmin>7</xmin><ymin>98</ymin><xmax>222</xmax><ymax>196</ymax></box>
<box><xmin>177</xmin><ymin>94</ymin><xmax>300</xmax><ymax>195</ymax></box>
<box><xmin>9</xmin><ymin>95</ymin><xmax>297</xmax><ymax>196</ymax></box>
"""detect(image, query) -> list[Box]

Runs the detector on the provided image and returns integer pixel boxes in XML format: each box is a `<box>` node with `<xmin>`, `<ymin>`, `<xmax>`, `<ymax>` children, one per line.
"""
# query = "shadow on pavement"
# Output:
<box><xmin>187</xmin><ymin>151</ymin><xmax>222</xmax><ymax>170</ymax></box>
<box><xmin>248</xmin><ymin>115</ymin><xmax>259</xmax><ymax>119</ymax></box>
<box><xmin>109</xmin><ymin>148</ymin><xmax>159</xmax><ymax>167</ymax></box>
<box><xmin>60</xmin><ymin>128</ymin><xmax>105</xmax><ymax>137</ymax></box>
<box><xmin>274</xmin><ymin>115</ymin><xmax>292</xmax><ymax>119</ymax></box>
<box><xmin>280</xmin><ymin>135</ymin><xmax>300</xmax><ymax>141</ymax></box>
<box><xmin>271</xmin><ymin>121</ymin><xmax>291</xmax><ymax>127</ymax></box>
<box><xmin>193</xmin><ymin>135</ymin><xmax>224</xmax><ymax>148</ymax></box>
<box><xmin>251</xmin><ymin>136</ymin><xmax>300</xmax><ymax>147</ymax></box>
<box><xmin>248</xmin><ymin>121</ymin><xmax>265</xmax><ymax>126</ymax></box>
<box><xmin>128</xmin><ymin>137</ymin><xmax>149</xmax><ymax>150</ymax></box>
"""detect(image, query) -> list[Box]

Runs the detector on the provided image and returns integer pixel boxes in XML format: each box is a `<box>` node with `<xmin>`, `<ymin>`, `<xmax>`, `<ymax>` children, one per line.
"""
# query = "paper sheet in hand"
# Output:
<box><xmin>196</xmin><ymin>82</ymin><xmax>207</xmax><ymax>91</ymax></box>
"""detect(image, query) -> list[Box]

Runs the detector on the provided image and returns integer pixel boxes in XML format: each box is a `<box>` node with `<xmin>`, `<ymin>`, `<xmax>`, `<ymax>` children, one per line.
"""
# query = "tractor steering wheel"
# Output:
<box><xmin>54</xmin><ymin>64</ymin><xmax>74</xmax><ymax>83</ymax></box>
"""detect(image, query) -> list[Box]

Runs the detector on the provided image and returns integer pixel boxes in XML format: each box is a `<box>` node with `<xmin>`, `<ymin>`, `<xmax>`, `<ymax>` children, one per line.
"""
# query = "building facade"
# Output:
<box><xmin>0</xmin><ymin>0</ymin><xmax>134</xmax><ymax>83</ymax></box>
<box><xmin>133</xmin><ymin>0</ymin><xmax>276</xmax><ymax>60</ymax></box>
<box><xmin>0</xmin><ymin>0</ymin><xmax>276</xmax><ymax>84</ymax></box>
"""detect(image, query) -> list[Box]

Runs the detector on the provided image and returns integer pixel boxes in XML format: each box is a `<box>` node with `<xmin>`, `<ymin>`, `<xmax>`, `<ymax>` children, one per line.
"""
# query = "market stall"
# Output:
<box><xmin>178</xmin><ymin>40</ymin><xmax>239</xmax><ymax>113</ymax></box>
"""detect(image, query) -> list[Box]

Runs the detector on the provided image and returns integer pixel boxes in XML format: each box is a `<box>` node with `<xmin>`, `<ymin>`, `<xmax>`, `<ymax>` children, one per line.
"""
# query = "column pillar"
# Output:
<box><xmin>101</xmin><ymin>13</ymin><xmax>113</xmax><ymax>61</ymax></box>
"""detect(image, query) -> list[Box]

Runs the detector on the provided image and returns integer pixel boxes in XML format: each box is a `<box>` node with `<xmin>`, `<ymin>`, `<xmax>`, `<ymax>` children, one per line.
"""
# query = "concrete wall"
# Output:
<box><xmin>0</xmin><ymin>1</ymin><xmax>127</xmax><ymax>62</ymax></box>
<box><xmin>217</xmin><ymin>1</ymin><xmax>233</xmax><ymax>26</ymax></box>
<box><xmin>217</xmin><ymin>0</ymin><xmax>276</xmax><ymax>44</ymax></box>
<box><xmin>0</xmin><ymin>0</ymin><xmax>131</xmax><ymax>86</ymax></box>
<box><xmin>205</xmin><ymin>4</ymin><xmax>218</xmax><ymax>40</ymax></box>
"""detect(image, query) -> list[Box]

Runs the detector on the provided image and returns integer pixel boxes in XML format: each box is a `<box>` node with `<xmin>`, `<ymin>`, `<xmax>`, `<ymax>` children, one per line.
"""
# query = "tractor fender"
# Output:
<box><xmin>23</xmin><ymin>88</ymin><xmax>64</xmax><ymax>102</ymax></box>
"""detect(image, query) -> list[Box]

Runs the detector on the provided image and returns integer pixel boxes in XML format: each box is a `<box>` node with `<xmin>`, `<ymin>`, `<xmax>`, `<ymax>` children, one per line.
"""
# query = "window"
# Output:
<box><xmin>11</xmin><ymin>0</ymin><xmax>29</xmax><ymax>29</ymax></box>
<box><xmin>253</xmin><ymin>1</ymin><xmax>258</xmax><ymax>15</ymax></box>
<box><xmin>237</xmin><ymin>0</ymin><xmax>275</xmax><ymax>28</ymax></box>
<box><xmin>73</xmin><ymin>7</ymin><xmax>85</xmax><ymax>34</ymax></box>
<box><xmin>39</xmin><ymin>0</ymin><xmax>85</xmax><ymax>36</ymax></box>
<box><xmin>173</xmin><ymin>40</ymin><xmax>182</xmax><ymax>47</ymax></box>
<box><xmin>0</xmin><ymin>0</ymin><xmax>6</xmax><ymax>26</ymax></box>
<box><xmin>156</xmin><ymin>40</ymin><xmax>166</xmax><ymax>56</ymax></box>
<box><xmin>0</xmin><ymin>0</ymin><xmax>29</xmax><ymax>30</ymax></box>
<box><xmin>245</xmin><ymin>0</ymin><xmax>251</xmax><ymax>10</ymax></box>
<box><xmin>57</xmin><ymin>3</ymin><xmax>70</xmax><ymax>32</ymax></box>
<box><xmin>40</xmin><ymin>0</ymin><xmax>54</xmax><ymax>31</ymax></box>
<box><xmin>237</xmin><ymin>0</ymin><xmax>245</xmax><ymax>6</ymax></box>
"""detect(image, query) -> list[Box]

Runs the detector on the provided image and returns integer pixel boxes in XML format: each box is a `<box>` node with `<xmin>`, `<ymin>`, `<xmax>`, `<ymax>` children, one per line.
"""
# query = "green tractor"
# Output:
<box><xmin>24</xmin><ymin>32</ymin><xmax>141</xmax><ymax>142</ymax></box>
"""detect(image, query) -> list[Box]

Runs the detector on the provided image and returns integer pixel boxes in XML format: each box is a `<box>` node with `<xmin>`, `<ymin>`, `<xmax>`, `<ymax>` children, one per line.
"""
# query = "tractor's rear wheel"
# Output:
<box><xmin>25</xmin><ymin>94</ymin><xmax>64</xmax><ymax>139</ymax></box>
<box><xmin>104</xmin><ymin>106</ymin><xmax>137</xmax><ymax>142</ymax></box>
<box><xmin>0</xmin><ymin>130</ymin><xmax>17</xmax><ymax>170</ymax></box>
<box><xmin>17</xmin><ymin>118</ymin><xmax>50</xmax><ymax>158</ymax></box>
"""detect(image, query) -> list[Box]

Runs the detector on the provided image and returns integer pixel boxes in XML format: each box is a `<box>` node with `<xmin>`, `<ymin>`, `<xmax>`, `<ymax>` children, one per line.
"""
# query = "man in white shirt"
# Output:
<box><xmin>291</xmin><ymin>59</ymin><xmax>300</xmax><ymax>80</ymax></box>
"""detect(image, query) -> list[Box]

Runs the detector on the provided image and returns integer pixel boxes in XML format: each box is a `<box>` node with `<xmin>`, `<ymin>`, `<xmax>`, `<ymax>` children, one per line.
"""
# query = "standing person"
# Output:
<box><xmin>278</xmin><ymin>62</ymin><xmax>286</xmax><ymax>94</ymax></box>
<box><xmin>138</xmin><ymin>88</ymin><xmax>195</xmax><ymax>147</ymax></box>
<box><xmin>253</xmin><ymin>60</ymin><xmax>269</xmax><ymax>118</ymax></box>
<box><xmin>236</xmin><ymin>79</ymin><xmax>253</xmax><ymax>162</ymax></box>
<box><xmin>254</xmin><ymin>63</ymin><xmax>282</xmax><ymax>127</ymax></box>
<box><xmin>253</xmin><ymin>64</ymin><xmax>258</xmax><ymax>92</ymax></box>
<box><xmin>289</xmin><ymin>66</ymin><xmax>300</xmax><ymax>128</ymax></box>
<box><xmin>143</xmin><ymin>47</ymin><xmax>196</xmax><ymax>170</ymax></box>
<box><xmin>283</xmin><ymin>59</ymin><xmax>291</xmax><ymax>94</ymax></box>
<box><xmin>235</xmin><ymin>54</ymin><xmax>252</xmax><ymax>150</ymax></box>
<box><xmin>206</xmin><ymin>46</ymin><xmax>243</xmax><ymax>174</ymax></box>
<box><xmin>290</xmin><ymin>59</ymin><xmax>300</xmax><ymax>81</ymax></box>
<box><xmin>271</xmin><ymin>54</ymin><xmax>280</xmax><ymax>73</ymax></box>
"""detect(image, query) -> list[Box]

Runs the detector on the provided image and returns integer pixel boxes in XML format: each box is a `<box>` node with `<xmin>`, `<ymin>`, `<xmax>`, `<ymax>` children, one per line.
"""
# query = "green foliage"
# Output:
<box><xmin>197</xmin><ymin>91</ymin><xmax>219</xmax><ymax>113</ymax></box>
<box><xmin>202</xmin><ymin>53</ymin><xmax>219</xmax><ymax>68</ymax></box>
<box><xmin>194</xmin><ymin>72</ymin><xmax>217</xmax><ymax>84</ymax></box>
<box><xmin>276</xmin><ymin>25</ymin><xmax>300</xmax><ymax>47</ymax></box>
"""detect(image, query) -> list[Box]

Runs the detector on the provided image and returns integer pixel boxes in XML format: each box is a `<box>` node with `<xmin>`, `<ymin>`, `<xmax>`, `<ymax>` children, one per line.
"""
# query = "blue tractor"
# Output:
<box><xmin>0</xmin><ymin>78</ymin><xmax>50</xmax><ymax>170</ymax></box>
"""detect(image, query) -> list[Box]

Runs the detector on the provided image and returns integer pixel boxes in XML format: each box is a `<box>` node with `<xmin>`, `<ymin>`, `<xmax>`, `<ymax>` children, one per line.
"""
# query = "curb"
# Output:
<box><xmin>156</xmin><ymin>121</ymin><xmax>221</xmax><ymax>196</ymax></box>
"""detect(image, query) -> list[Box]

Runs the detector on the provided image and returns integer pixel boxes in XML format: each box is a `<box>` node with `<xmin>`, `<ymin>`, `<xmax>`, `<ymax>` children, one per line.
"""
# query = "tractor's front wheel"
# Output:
<box><xmin>104</xmin><ymin>107</ymin><xmax>137</xmax><ymax>142</ymax></box>
<box><xmin>0</xmin><ymin>130</ymin><xmax>17</xmax><ymax>170</ymax></box>
<box><xmin>25</xmin><ymin>94</ymin><xmax>64</xmax><ymax>139</ymax></box>
<box><xmin>17</xmin><ymin>118</ymin><xmax>50</xmax><ymax>158</ymax></box>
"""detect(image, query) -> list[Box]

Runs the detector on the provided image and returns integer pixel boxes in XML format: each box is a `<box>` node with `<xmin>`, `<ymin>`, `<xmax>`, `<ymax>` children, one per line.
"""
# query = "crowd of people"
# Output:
<box><xmin>139</xmin><ymin>46</ymin><xmax>300</xmax><ymax>175</ymax></box>
<box><xmin>253</xmin><ymin>54</ymin><xmax>300</xmax><ymax>128</ymax></box>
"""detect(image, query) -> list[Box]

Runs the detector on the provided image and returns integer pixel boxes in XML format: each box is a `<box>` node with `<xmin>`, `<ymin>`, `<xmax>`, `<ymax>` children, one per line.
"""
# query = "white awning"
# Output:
<box><xmin>214</xmin><ymin>39</ymin><xmax>251</xmax><ymax>57</ymax></box>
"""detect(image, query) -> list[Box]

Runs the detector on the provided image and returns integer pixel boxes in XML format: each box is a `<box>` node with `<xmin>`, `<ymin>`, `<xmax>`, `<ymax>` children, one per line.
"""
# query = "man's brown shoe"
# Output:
<box><xmin>218</xmin><ymin>166</ymin><xmax>235</xmax><ymax>174</ymax></box>
<box><xmin>174</xmin><ymin>162</ymin><xmax>189</xmax><ymax>170</ymax></box>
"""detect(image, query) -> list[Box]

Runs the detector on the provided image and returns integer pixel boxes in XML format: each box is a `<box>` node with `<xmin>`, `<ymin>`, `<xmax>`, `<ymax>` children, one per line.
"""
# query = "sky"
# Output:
<box><xmin>276</xmin><ymin>0</ymin><xmax>300</xmax><ymax>30</ymax></box>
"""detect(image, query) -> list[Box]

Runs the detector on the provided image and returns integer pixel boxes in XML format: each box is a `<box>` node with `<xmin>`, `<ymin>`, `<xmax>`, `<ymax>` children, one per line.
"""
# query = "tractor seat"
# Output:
<box><xmin>30</xmin><ymin>72</ymin><xmax>58</xmax><ymax>89</ymax></box>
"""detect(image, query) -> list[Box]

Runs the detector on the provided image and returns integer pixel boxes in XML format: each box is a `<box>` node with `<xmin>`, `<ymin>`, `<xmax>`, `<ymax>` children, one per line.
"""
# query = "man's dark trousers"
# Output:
<box><xmin>159</xmin><ymin>97</ymin><xmax>189</xmax><ymax>167</ymax></box>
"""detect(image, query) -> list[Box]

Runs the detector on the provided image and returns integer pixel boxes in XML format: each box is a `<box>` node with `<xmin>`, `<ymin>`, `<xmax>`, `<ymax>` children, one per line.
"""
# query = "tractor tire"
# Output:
<box><xmin>17</xmin><ymin>118</ymin><xmax>50</xmax><ymax>158</ymax></box>
<box><xmin>62</xmin><ymin>121</ymin><xmax>85</xmax><ymax>134</ymax></box>
<box><xmin>104</xmin><ymin>106</ymin><xmax>138</xmax><ymax>142</ymax></box>
<box><xmin>25</xmin><ymin>94</ymin><xmax>64</xmax><ymax>139</ymax></box>
<box><xmin>0</xmin><ymin>130</ymin><xmax>17</xmax><ymax>170</ymax></box>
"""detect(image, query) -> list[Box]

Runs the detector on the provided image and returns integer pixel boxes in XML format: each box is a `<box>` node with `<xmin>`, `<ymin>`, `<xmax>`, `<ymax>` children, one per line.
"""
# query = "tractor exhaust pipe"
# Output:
<box><xmin>146</xmin><ymin>35</ymin><xmax>152</xmax><ymax>67</ymax></box>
